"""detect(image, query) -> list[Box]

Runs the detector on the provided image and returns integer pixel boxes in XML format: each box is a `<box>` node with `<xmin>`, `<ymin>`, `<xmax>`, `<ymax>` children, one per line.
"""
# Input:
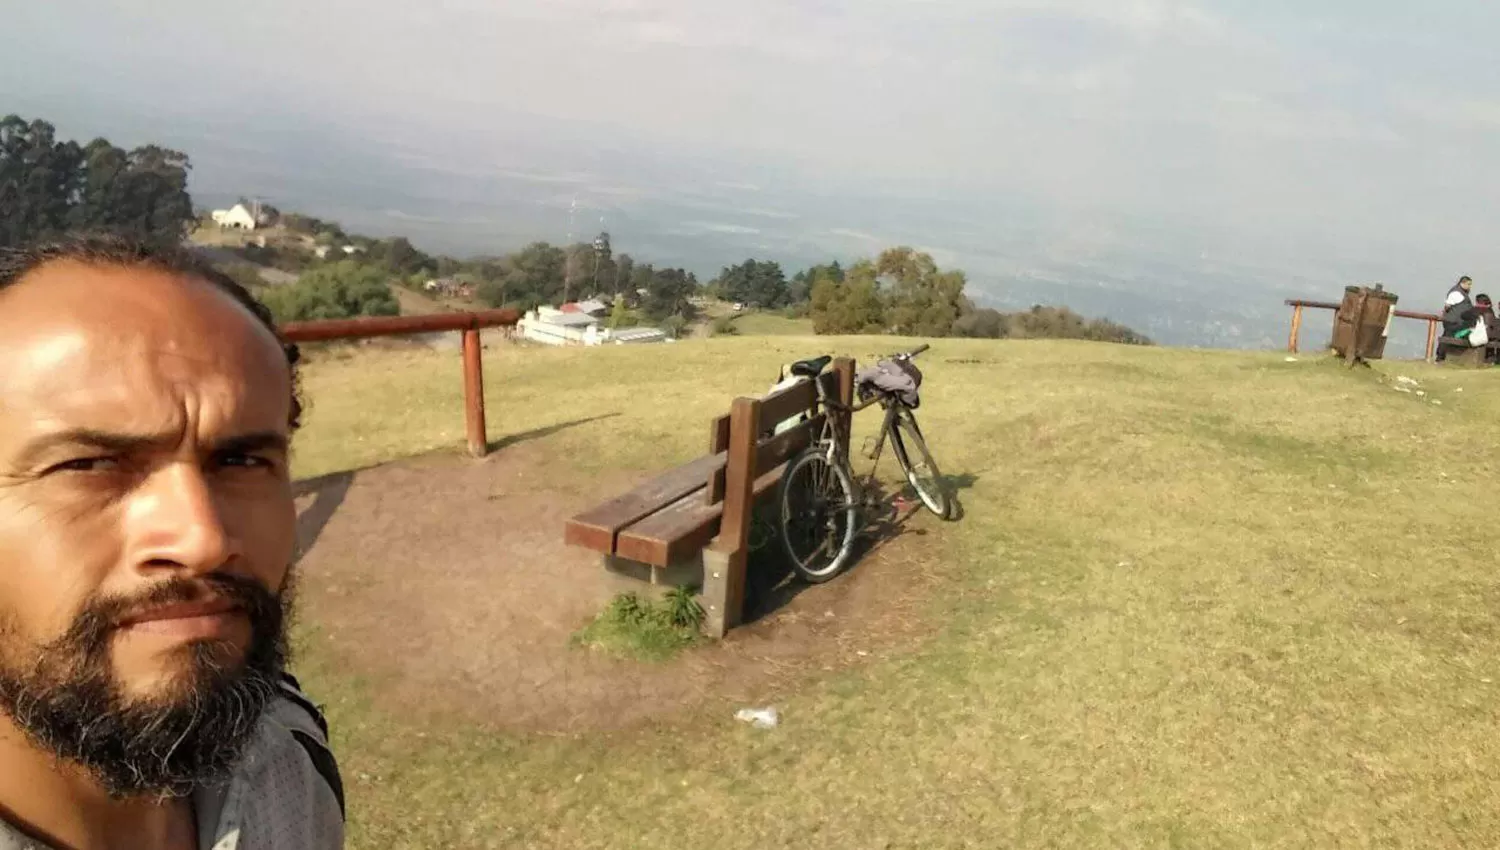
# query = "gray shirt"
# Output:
<box><xmin>0</xmin><ymin>676</ymin><xmax>344</xmax><ymax>850</ymax></box>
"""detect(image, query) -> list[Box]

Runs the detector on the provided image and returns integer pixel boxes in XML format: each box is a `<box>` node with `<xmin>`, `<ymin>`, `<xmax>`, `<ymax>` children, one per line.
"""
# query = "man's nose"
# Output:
<box><xmin>125</xmin><ymin>463</ymin><xmax>241</xmax><ymax>573</ymax></box>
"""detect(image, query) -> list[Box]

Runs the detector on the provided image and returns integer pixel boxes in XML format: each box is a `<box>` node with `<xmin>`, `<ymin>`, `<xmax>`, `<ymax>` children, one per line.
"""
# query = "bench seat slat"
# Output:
<box><xmin>616</xmin><ymin>462</ymin><xmax>790</xmax><ymax>567</ymax></box>
<box><xmin>564</xmin><ymin>452</ymin><xmax>726</xmax><ymax>554</ymax></box>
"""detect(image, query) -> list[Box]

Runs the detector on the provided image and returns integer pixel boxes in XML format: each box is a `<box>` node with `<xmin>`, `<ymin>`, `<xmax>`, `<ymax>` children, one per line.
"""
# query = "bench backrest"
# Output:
<box><xmin>705</xmin><ymin>367</ymin><xmax>843</xmax><ymax>504</ymax></box>
<box><xmin>714</xmin><ymin>359</ymin><xmax>855</xmax><ymax>561</ymax></box>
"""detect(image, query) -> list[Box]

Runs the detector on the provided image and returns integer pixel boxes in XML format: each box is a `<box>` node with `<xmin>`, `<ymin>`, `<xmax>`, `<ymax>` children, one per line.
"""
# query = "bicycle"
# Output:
<box><xmin>775</xmin><ymin>344</ymin><xmax>953</xmax><ymax>584</ymax></box>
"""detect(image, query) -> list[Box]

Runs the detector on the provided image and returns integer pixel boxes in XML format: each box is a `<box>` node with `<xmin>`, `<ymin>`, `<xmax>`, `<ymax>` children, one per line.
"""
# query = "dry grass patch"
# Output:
<box><xmin>287</xmin><ymin>338</ymin><xmax>1500</xmax><ymax>848</ymax></box>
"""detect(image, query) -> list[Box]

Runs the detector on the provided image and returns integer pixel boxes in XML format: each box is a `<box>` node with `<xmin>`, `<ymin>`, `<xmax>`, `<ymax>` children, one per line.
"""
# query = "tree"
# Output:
<box><xmin>562</xmin><ymin>241</ymin><xmax>596</xmax><ymax>302</ymax></box>
<box><xmin>628</xmin><ymin>262</ymin><xmax>655</xmax><ymax>308</ymax></box>
<box><xmin>258</xmin><ymin>261</ymin><xmax>399</xmax><ymax>323</ymax></box>
<box><xmin>499</xmin><ymin>241</ymin><xmax>567</xmax><ymax>308</ymax></box>
<box><xmin>810</xmin><ymin>260</ymin><xmax>885</xmax><ymax>334</ymax></box>
<box><xmin>0</xmin><ymin>115</ymin><xmax>194</xmax><ymax>249</ymax></box>
<box><xmin>0</xmin><ymin>116</ymin><xmax>82</xmax><ymax>247</ymax></box>
<box><xmin>715</xmin><ymin>259</ymin><xmax>787</xmax><ymax>308</ymax></box>
<box><xmin>876</xmin><ymin>247</ymin><xmax>966</xmax><ymax>337</ymax></box>
<box><xmin>606</xmin><ymin>298</ymin><xmax>637</xmax><ymax>329</ymax></box>
<box><xmin>641</xmin><ymin>267</ymin><xmax>699</xmax><ymax>322</ymax></box>
<box><xmin>376</xmin><ymin>236</ymin><xmax>432</xmax><ymax>276</ymax></box>
<box><xmin>788</xmin><ymin>261</ymin><xmax>838</xmax><ymax>306</ymax></box>
<box><xmin>614</xmin><ymin>253</ymin><xmax>635</xmax><ymax>298</ymax></box>
<box><xmin>952</xmin><ymin>307</ymin><xmax>1006</xmax><ymax>338</ymax></box>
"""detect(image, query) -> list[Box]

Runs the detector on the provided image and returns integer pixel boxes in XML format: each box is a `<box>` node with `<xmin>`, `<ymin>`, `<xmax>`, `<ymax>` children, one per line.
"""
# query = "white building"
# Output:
<box><xmin>211</xmin><ymin>203</ymin><xmax>259</xmax><ymax>230</ymax></box>
<box><xmin>518</xmin><ymin>307</ymin><xmax>666</xmax><ymax>347</ymax></box>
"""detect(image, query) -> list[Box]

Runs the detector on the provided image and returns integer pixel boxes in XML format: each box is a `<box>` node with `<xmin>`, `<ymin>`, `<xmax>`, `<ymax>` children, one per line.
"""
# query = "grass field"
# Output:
<box><xmin>290</xmin><ymin>336</ymin><xmax>1500</xmax><ymax>848</ymax></box>
<box><xmin>725</xmin><ymin>310</ymin><xmax>815</xmax><ymax>336</ymax></box>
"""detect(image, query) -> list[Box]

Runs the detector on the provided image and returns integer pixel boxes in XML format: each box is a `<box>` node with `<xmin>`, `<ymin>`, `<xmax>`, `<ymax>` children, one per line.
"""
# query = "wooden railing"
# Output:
<box><xmin>1285</xmin><ymin>299</ymin><xmax>1442</xmax><ymax>363</ymax></box>
<box><xmin>281</xmin><ymin>309</ymin><xmax>521</xmax><ymax>457</ymax></box>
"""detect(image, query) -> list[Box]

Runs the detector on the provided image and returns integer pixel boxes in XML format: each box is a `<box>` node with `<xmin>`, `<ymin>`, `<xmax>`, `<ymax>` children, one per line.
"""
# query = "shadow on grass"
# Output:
<box><xmin>486</xmin><ymin>413</ymin><xmax>621</xmax><ymax>453</ymax></box>
<box><xmin>739</xmin><ymin>470</ymin><xmax>980</xmax><ymax>624</ymax></box>
<box><xmin>293</xmin><ymin>471</ymin><xmax>356</xmax><ymax>565</ymax></box>
<box><xmin>291</xmin><ymin>414</ymin><xmax>620</xmax><ymax>563</ymax></box>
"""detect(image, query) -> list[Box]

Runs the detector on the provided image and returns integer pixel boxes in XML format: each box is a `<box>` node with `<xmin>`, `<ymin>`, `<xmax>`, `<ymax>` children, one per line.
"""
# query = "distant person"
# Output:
<box><xmin>0</xmin><ymin>236</ymin><xmax>343</xmax><ymax>849</ymax></box>
<box><xmin>1477</xmin><ymin>293</ymin><xmax>1500</xmax><ymax>362</ymax></box>
<box><xmin>1438</xmin><ymin>275</ymin><xmax>1476</xmax><ymax>361</ymax></box>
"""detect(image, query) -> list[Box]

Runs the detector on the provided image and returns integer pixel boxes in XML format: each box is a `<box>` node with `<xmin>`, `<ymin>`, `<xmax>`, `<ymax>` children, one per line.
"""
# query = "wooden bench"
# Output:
<box><xmin>565</xmin><ymin>358</ymin><xmax>855</xmax><ymax>637</ymax></box>
<box><xmin>1438</xmin><ymin>336</ymin><xmax>1500</xmax><ymax>367</ymax></box>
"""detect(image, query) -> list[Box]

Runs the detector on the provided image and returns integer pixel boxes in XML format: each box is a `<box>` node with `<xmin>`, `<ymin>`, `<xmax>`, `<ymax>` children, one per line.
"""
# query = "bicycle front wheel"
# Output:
<box><xmin>777</xmin><ymin>446</ymin><xmax>859</xmax><ymax>583</ymax></box>
<box><xmin>890</xmin><ymin>407</ymin><xmax>953</xmax><ymax>519</ymax></box>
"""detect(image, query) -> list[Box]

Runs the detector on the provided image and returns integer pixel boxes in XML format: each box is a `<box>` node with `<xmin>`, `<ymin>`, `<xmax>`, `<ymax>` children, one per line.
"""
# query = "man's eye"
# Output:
<box><xmin>217</xmin><ymin>453</ymin><xmax>273</xmax><ymax>470</ymax></box>
<box><xmin>46</xmin><ymin>457</ymin><xmax>121</xmax><ymax>474</ymax></box>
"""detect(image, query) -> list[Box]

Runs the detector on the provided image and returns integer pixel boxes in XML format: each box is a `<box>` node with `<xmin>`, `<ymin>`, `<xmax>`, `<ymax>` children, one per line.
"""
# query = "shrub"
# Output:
<box><xmin>259</xmin><ymin>260</ymin><xmax>399</xmax><ymax>323</ymax></box>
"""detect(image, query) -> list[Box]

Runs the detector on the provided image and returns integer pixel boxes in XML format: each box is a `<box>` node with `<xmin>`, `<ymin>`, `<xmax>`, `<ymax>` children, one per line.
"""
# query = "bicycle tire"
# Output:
<box><xmin>777</xmin><ymin>446</ymin><xmax>860</xmax><ymax>583</ymax></box>
<box><xmin>890</xmin><ymin>407</ymin><xmax>954</xmax><ymax>520</ymax></box>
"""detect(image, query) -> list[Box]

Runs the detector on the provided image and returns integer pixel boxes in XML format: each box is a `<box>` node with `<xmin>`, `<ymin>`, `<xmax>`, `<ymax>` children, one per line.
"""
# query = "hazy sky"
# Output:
<box><xmin>5</xmin><ymin>0</ymin><xmax>1500</xmax><ymax>344</ymax></box>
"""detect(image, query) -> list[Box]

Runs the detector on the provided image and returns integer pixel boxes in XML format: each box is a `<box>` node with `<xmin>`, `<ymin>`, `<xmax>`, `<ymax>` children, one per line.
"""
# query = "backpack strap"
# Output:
<box><xmin>276</xmin><ymin>673</ymin><xmax>345</xmax><ymax>820</ymax></box>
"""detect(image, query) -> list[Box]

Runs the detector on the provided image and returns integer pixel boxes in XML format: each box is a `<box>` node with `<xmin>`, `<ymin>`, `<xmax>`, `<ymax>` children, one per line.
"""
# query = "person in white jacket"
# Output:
<box><xmin>0</xmin><ymin>236</ymin><xmax>342</xmax><ymax>850</ymax></box>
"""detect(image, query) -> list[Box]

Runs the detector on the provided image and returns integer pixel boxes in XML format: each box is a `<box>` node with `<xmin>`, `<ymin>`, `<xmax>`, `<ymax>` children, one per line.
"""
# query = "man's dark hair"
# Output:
<box><xmin>0</xmin><ymin>233</ymin><xmax>302</xmax><ymax>428</ymax></box>
<box><xmin>1460</xmin><ymin>276</ymin><xmax>1473</xmax><ymax>285</ymax></box>
<box><xmin>1477</xmin><ymin>292</ymin><xmax>1492</xmax><ymax>305</ymax></box>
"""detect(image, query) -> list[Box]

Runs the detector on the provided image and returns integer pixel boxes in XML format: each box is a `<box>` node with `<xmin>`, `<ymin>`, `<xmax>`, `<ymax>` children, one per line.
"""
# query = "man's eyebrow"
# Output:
<box><xmin>11</xmin><ymin>429</ymin><xmax>289</xmax><ymax>467</ymax></box>
<box><xmin>213</xmin><ymin>432</ymin><xmax>290</xmax><ymax>456</ymax></box>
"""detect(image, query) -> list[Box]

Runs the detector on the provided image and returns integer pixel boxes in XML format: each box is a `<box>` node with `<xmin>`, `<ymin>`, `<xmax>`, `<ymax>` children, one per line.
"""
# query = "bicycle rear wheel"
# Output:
<box><xmin>777</xmin><ymin>446</ymin><xmax>859</xmax><ymax>583</ymax></box>
<box><xmin>890</xmin><ymin>407</ymin><xmax>953</xmax><ymax>519</ymax></box>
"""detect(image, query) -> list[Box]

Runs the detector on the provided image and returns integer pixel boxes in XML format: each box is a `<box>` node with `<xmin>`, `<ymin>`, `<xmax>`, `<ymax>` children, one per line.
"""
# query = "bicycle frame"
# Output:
<box><xmin>811</xmin><ymin>377</ymin><xmax>908</xmax><ymax>503</ymax></box>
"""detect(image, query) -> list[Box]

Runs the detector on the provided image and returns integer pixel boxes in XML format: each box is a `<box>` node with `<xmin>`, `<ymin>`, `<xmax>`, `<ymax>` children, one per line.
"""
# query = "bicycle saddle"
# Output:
<box><xmin>788</xmin><ymin>355</ymin><xmax>832</xmax><ymax>378</ymax></box>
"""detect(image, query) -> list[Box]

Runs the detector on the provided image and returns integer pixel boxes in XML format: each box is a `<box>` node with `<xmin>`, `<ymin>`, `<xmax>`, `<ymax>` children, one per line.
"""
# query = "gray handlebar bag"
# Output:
<box><xmin>856</xmin><ymin>358</ymin><xmax>922</xmax><ymax>408</ymax></box>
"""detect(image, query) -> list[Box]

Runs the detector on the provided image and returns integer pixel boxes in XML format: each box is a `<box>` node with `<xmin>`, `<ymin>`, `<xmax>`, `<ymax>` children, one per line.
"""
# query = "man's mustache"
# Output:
<box><xmin>53</xmin><ymin>573</ymin><xmax>282</xmax><ymax>659</ymax></box>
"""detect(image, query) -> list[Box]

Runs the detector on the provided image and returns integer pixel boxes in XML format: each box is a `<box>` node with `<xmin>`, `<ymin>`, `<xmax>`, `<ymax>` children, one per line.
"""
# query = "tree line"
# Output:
<box><xmin>708</xmin><ymin>249</ymin><xmax>1152</xmax><ymax>344</ymax></box>
<box><xmin>1</xmin><ymin>115</ymin><xmax>194</xmax><ymax>249</ymax></box>
<box><xmin>2</xmin><ymin>114</ymin><xmax>1150</xmax><ymax>343</ymax></box>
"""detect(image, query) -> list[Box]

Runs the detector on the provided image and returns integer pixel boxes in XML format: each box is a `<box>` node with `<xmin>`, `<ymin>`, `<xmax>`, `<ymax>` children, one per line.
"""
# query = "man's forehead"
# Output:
<box><xmin>0</xmin><ymin>260</ymin><xmax>290</xmax><ymax>431</ymax></box>
<box><xmin>0</xmin><ymin>259</ymin><xmax>281</xmax><ymax>356</ymax></box>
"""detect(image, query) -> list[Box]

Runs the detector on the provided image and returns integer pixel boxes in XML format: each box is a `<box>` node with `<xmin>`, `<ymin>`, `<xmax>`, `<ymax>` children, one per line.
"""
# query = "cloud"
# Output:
<box><xmin>1392</xmin><ymin>90</ymin><xmax>1500</xmax><ymax>131</ymax></box>
<box><xmin>828</xmin><ymin>228</ymin><xmax>884</xmax><ymax>244</ymax></box>
<box><xmin>681</xmin><ymin>221</ymin><xmax>762</xmax><ymax>235</ymax></box>
<box><xmin>13</xmin><ymin>0</ymin><xmax>1500</xmax><ymax>314</ymax></box>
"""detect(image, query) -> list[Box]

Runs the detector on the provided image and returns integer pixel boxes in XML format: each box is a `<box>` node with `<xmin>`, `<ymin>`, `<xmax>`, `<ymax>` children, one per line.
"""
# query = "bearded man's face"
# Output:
<box><xmin>0</xmin><ymin>260</ymin><xmax>298</xmax><ymax>797</ymax></box>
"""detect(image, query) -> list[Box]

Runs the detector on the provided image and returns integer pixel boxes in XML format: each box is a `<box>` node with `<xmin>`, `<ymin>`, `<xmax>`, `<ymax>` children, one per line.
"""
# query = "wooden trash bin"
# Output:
<box><xmin>1332</xmin><ymin>284</ymin><xmax>1398</xmax><ymax>365</ymax></box>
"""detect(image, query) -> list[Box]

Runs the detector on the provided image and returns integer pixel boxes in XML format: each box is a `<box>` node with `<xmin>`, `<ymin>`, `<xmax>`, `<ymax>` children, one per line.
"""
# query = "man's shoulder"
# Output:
<box><xmin>263</xmin><ymin>673</ymin><xmax>344</xmax><ymax>821</ymax></box>
<box><xmin>272</xmin><ymin>673</ymin><xmax>331</xmax><ymax>741</ymax></box>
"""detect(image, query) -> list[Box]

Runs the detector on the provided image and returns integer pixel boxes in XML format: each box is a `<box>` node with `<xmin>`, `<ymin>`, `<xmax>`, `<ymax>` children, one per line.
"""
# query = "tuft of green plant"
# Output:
<box><xmin>607</xmin><ymin>591</ymin><xmax>650</xmax><ymax>625</ymax></box>
<box><xmin>710</xmin><ymin>315</ymin><xmax>740</xmax><ymax>337</ymax></box>
<box><xmin>661</xmin><ymin>586</ymin><xmax>706</xmax><ymax>630</ymax></box>
<box><xmin>572</xmin><ymin>590</ymin><xmax>702</xmax><ymax>662</ymax></box>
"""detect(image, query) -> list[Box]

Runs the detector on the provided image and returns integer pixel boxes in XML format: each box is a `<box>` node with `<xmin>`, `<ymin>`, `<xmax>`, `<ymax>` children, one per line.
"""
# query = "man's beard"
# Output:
<box><xmin>0</xmin><ymin>572</ymin><xmax>292</xmax><ymax>799</ymax></box>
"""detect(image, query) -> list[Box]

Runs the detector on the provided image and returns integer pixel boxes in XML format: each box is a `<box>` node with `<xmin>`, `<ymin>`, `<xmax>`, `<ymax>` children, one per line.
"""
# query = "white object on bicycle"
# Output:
<box><xmin>765</xmin><ymin>367</ymin><xmax>811</xmax><ymax>436</ymax></box>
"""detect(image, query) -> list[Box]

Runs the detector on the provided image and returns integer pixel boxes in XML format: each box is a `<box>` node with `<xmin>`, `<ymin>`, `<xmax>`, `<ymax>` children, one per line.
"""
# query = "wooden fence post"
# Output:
<box><xmin>1287</xmin><ymin>304</ymin><xmax>1303</xmax><ymax>353</ymax></box>
<box><xmin>1339</xmin><ymin>289</ymin><xmax>1369</xmax><ymax>366</ymax></box>
<box><xmin>461</xmin><ymin>329</ymin><xmax>488</xmax><ymax>457</ymax></box>
<box><xmin>1426</xmin><ymin>318</ymin><xmax>1439</xmax><ymax>363</ymax></box>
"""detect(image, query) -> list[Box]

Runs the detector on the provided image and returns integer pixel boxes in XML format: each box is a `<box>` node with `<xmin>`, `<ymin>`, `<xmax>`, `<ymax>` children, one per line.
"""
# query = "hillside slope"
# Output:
<box><xmin>289</xmin><ymin>337</ymin><xmax>1500</xmax><ymax>849</ymax></box>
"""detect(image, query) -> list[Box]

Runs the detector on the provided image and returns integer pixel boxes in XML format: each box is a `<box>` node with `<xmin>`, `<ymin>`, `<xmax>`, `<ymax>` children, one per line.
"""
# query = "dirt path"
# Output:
<box><xmin>293</xmin><ymin>447</ymin><xmax>944</xmax><ymax>733</ymax></box>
